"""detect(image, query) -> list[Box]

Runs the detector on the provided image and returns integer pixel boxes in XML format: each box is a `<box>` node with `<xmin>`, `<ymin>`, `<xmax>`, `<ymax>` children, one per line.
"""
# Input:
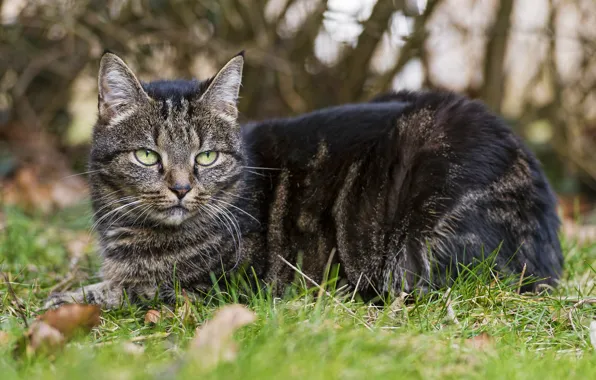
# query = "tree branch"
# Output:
<box><xmin>368</xmin><ymin>0</ymin><xmax>440</xmax><ymax>96</ymax></box>
<box><xmin>336</xmin><ymin>0</ymin><xmax>398</xmax><ymax>103</ymax></box>
<box><xmin>480</xmin><ymin>0</ymin><xmax>514</xmax><ymax>112</ymax></box>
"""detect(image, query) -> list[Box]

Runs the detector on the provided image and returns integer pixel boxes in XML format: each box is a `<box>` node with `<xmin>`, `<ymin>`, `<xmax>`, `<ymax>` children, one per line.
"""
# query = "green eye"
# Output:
<box><xmin>134</xmin><ymin>149</ymin><xmax>160</xmax><ymax>166</ymax></box>
<box><xmin>196</xmin><ymin>151</ymin><xmax>219</xmax><ymax>166</ymax></box>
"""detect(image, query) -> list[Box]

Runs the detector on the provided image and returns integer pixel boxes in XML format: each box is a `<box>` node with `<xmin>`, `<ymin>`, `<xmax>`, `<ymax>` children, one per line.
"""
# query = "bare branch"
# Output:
<box><xmin>336</xmin><ymin>0</ymin><xmax>399</xmax><ymax>103</ymax></box>
<box><xmin>369</xmin><ymin>0</ymin><xmax>441</xmax><ymax>96</ymax></box>
<box><xmin>480</xmin><ymin>0</ymin><xmax>514</xmax><ymax>112</ymax></box>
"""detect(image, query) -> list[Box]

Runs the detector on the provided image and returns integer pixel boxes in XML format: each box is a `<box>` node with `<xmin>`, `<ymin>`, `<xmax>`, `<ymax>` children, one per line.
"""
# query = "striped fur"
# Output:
<box><xmin>45</xmin><ymin>53</ymin><xmax>563</xmax><ymax>309</ymax></box>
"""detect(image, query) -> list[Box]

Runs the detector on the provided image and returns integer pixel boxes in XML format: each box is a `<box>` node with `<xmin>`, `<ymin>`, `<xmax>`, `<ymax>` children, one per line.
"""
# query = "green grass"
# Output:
<box><xmin>1</xmin><ymin>204</ymin><xmax>596</xmax><ymax>379</ymax></box>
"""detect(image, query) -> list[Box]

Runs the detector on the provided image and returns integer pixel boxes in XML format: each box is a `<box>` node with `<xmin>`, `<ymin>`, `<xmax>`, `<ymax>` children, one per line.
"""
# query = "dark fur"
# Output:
<box><xmin>45</xmin><ymin>53</ymin><xmax>563</xmax><ymax>309</ymax></box>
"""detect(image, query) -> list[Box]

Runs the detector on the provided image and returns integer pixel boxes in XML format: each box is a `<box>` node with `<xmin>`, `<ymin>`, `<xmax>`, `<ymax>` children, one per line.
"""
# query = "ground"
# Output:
<box><xmin>1</xmin><ymin>204</ymin><xmax>595</xmax><ymax>379</ymax></box>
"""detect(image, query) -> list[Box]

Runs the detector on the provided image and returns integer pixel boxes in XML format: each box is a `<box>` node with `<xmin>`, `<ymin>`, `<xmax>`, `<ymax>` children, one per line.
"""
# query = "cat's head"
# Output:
<box><xmin>89</xmin><ymin>51</ymin><xmax>246</xmax><ymax>227</ymax></box>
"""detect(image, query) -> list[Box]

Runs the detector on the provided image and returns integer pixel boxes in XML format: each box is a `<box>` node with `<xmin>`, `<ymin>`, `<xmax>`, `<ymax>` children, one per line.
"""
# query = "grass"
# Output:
<box><xmin>1</xmin><ymin>204</ymin><xmax>596</xmax><ymax>379</ymax></box>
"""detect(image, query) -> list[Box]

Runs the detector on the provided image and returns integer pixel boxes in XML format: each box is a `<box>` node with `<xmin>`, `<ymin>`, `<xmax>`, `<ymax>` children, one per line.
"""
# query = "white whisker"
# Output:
<box><xmin>241</xmin><ymin>166</ymin><xmax>281</xmax><ymax>171</ymax></box>
<box><xmin>90</xmin><ymin>199</ymin><xmax>142</xmax><ymax>233</ymax></box>
<box><xmin>211</xmin><ymin>198</ymin><xmax>260</xmax><ymax>224</ymax></box>
<box><xmin>60</xmin><ymin>169</ymin><xmax>103</xmax><ymax>180</ymax></box>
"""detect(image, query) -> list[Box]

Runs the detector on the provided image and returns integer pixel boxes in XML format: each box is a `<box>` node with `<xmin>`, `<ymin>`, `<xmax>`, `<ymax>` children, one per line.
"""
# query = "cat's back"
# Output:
<box><xmin>244</xmin><ymin>90</ymin><xmax>519</xmax><ymax>178</ymax></box>
<box><xmin>243</xmin><ymin>90</ymin><xmax>562</xmax><ymax>294</ymax></box>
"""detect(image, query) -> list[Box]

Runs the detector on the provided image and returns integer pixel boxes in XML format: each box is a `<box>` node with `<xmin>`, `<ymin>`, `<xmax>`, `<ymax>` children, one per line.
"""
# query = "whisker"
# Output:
<box><xmin>131</xmin><ymin>204</ymin><xmax>153</xmax><ymax>226</ymax></box>
<box><xmin>219</xmin><ymin>190</ymin><xmax>252</xmax><ymax>201</ymax></box>
<box><xmin>204</xmin><ymin>203</ymin><xmax>242</xmax><ymax>259</ymax></box>
<box><xmin>90</xmin><ymin>199</ymin><xmax>142</xmax><ymax>233</ymax></box>
<box><xmin>241</xmin><ymin>166</ymin><xmax>281</xmax><ymax>171</ymax></box>
<box><xmin>245</xmin><ymin>170</ymin><xmax>267</xmax><ymax>177</ymax></box>
<box><xmin>91</xmin><ymin>196</ymin><xmax>137</xmax><ymax>220</ymax></box>
<box><xmin>60</xmin><ymin>169</ymin><xmax>103</xmax><ymax>180</ymax></box>
<box><xmin>205</xmin><ymin>203</ymin><xmax>240</xmax><ymax>250</ymax></box>
<box><xmin>211</xmin><ymin>198</ymin><xmax>260</xmax><ymax>224</ymax></box>
<box><xmin>105</xmin><ymin>202</ymin><xmax>148</xmax><ymax>231</ymax></box>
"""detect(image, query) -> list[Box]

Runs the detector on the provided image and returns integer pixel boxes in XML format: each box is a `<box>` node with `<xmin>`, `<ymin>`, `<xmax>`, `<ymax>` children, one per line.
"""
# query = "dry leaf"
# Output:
<box><xmin>176</xmin><ymin>291</ymin><xmax>197</xmax><ymax>325</ymax></box>
<box><xmin>188</xmin><ymin>304</ymin><xmax>256</xmax><ymax>369</ymax></box>
<box><xmin>590</xmin><ymin>320</ymin><xmax>596</xmax><ymax>349</ymax></box>
<box><xmin>2</xmin><ymin>165</ymin><xmax>88</xmax><ymax>214</ymax></box>
<box><xmin>122</xmin><ymin>342</ymin><xmax>145</xmax><ymax>356</ymax></box>
<box><xmin>26</xmin><ymin>322</ymin><xmax>65</xmax><ymax>356</ymax></box>
<box><xmin>14</xmin><ymin>304</ymin><xmax>101</xmax><ymax>358</ymax></box>
<box><xmin>64</xmin><ymin>233</ymin><xmax>92</xmax><ymax>261</ymax></box>
<box><xmin>38</xmin><ymin>304</ymin><xmax>101</xmax><ymax>339</ymax></box>
<box><xmin>144</xmin><ymin>310</ymin><xmax>161</xmax><ymax>325</ymax></box>
<box><xmin>465</xmin><ymin>332</ymin><xmax>493</xmax><ymax>351</ymax></box>
<box><xmin>0</xmin><ymin>331</ymin><xmax>11</xmax><ymax>346</ymax></box>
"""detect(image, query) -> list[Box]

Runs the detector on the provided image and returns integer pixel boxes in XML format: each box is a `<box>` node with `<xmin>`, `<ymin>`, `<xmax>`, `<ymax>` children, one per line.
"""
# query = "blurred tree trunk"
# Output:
<box><xmin>337</xmin><ymin>0</ymin><xmax>397</xmax><ymax>103</ymax></box>
<box><xmin>480</xmin><ymin>0</ymin><xmax>514</xmax><ymax>113</ymax></box>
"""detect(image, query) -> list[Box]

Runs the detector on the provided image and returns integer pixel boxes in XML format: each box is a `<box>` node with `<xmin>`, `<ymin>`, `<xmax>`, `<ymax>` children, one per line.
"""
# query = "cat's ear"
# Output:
<box><xmin>98</xmin><ymin>52</ymin><xmax>149</xmax><ymax>121</ymax></box>
<box><xmin>200</xmin><ymin>52</ymin><xmax>244</xmax><ymax>119</ymax></box>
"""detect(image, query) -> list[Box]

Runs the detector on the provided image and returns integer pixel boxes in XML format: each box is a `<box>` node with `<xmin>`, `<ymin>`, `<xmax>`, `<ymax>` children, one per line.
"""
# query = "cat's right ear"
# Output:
<box><xmin>98</xmin><ymin>52</ymin><xmax>149</xmax><ymax>121</ymax></box>
<box><xmin>199</xmin><ymin>52</ymin><xmax>244</xmax><ymax>119</ymax></box>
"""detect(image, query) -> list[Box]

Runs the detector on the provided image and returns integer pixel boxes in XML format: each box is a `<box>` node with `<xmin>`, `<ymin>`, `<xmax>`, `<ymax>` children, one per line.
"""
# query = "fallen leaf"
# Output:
<box><xmin>187</xmin><ymin>304</ymin><xmax>256</xmax><ymax>369</ymax></box>
<box><xmin>13</xmin><ymin>304</ymin><xmax>101</xmax><ymax>358</ymax></box>
<box><xmin>0</xmin><ymin>331</ymin><xmax>11</xmax><ymax>346</ymax></box>
<box><xmin>465</xmin><ymin>332</ymin><xmax>493</xmax><ymax>351</ymax></box>
<box><xmin>2</xmin><ymin>165</ymin><xmax>88</xmax><ymax>214</ymax></box>
<box><xmin>121</xmin><ymin>342</ymin><xmax>145</xmax><ymax>356</ymax></box>
<box><xmin>144</xmin><ymin>310</ymin><xmax>161</xmax><ymax>325</ymax></box>
<box><xmin>590</xmin><ymin>320</ymin><xmax>596</xmax><ymax>349</ymax></box>
<box><xmin>38</xmin><ymin>304</ymin><xmax>101</xmax><ymax>339</ymax></box>
<box><xmin>26</xmin><ymin>322</ymin><xmax>65</xmax><ymax>356</ymax></box>
<box><xmin>176</xmin><ymin>291</ymin><xmax>197</xmax><ymax>325</ymax></box>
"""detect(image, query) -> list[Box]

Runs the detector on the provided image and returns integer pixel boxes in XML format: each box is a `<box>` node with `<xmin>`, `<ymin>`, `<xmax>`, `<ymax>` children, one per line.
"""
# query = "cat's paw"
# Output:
<box><xmin>43</xmin><ymin>292</ymin><xmax>82</xmax><ymax>310</ymax></box>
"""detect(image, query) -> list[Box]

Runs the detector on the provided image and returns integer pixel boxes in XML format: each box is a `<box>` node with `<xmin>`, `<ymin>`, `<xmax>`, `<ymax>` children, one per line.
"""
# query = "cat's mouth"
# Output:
<box><xmin>167</xmin><ymin>205</ymin><xmax>189</xmax><ymax>215</ymax></box>
<box><xmin>159</xmin><ymin>204</ymin><xmax>193</xmax><ymax>225</ymax></box>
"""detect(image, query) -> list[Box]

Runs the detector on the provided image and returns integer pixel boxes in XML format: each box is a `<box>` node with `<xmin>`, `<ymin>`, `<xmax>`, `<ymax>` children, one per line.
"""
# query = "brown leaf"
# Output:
<box><xmin>38</xmin><ymin>304</ymin><xmax>101</xmax><ymax>339</ymax></box>
<box><xmin>144</xmin><ymin>310</ymin><xmax>161</xmax><ymax>325</ymax></box>
<box><xmin>121</xmin><ymin>342</ymin><xmax>145</xmax><ymax>356</ymax></box>
<box><xmin>26</xmin><ymin>321</ymin><xmax>65</xmax><ymax>356</ymax></box>
<box><xmin>1</xmin><ymin>165</ymin><xmax>88</xmax><ymax>214</ymax></box>
<box><xmin>14</xmin><ymin>304</ymin><xmax>101</xmax><ymax>358</ymax></box>
<box><xmin>465</xmin><ymin>332</ymin><xmax>493</xmax><ymax>351</ymax></box>
<box><xmin>0</xmin><ymin>331</ymin><xmax>11</xmax><ymax>346</ymax></box>
<box><xmin>176</xmin><ymin>291</ymin><xmax>197</xmax><ymax>325</ymax></box>
<box><xmin>187</xmin><ymin>304</ymin><xmax>256</xmax><ymax>369</ymax></box>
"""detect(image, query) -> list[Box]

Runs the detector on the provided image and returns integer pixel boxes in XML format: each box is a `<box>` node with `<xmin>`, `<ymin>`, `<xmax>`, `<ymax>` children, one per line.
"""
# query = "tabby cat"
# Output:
<box><xmin>45</xmin><ymin>52</ymin><xmax>563</xmax><ymax>309</ymax></box>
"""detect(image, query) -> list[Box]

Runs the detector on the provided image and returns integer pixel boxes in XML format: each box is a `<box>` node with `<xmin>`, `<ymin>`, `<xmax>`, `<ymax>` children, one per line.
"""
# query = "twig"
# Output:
<box><xmin>567</xmin><ymin>298</ymin><xmax>596</xmax><ymax>333</ymax></box>
<box><xmin>2</xmin><ymin>272</ymin><xmax>29</xmax><ymax>328</ymax></box>
<box><xmin>351</xmin><ymin>272</ymin><xmax>363</xmax><ymax>303</ymax></box>
<box><xmin>517</xmin><ymin>263</ymin><xmax>527</xmax><ymax>294</ymax></box>
<box><xmin>95</xmin><ymin>332</ymin><xmax>171</xmax><ymax>347</ymax></box>
<box><xmin>277</xmin><ymin>255</ymin><xmax>373</xmax><ymax>331</ymax></box>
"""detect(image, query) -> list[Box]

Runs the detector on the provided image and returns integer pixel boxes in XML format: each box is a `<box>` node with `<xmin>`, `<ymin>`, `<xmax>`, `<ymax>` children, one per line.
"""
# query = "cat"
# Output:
<box><xmin>45</xmin><ymin>51</ymin><xmax>563</xmax><ymax>309</ymax></box>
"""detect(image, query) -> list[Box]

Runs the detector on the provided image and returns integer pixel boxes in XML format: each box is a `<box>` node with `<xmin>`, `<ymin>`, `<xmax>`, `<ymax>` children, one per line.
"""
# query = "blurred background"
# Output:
<box><xmin>0</xmin><ymin>0</ymin><xmax>595</xmax><ymax>240</ymax></box>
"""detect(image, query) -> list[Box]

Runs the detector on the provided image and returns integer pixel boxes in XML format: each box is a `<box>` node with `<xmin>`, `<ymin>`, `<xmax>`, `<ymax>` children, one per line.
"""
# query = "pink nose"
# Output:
<box><xmin>169</xmin><ymin>183</ymin><xmax>191</xmax><ymax>199</ymax></box>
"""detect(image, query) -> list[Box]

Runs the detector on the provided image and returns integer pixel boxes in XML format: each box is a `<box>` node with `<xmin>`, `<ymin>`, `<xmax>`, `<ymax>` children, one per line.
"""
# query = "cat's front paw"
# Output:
<box><xmin>43</xmin><ymin>292</ymin><xmax>82</xmax><ymax>310</ymax></box>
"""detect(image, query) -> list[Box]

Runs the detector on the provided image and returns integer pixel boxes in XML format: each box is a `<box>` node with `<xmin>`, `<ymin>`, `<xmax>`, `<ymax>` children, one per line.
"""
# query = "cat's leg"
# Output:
<box><xmin>44</xmin><ymin>281</ymin><xmax>126</xmax><ymax>310</ymax></box>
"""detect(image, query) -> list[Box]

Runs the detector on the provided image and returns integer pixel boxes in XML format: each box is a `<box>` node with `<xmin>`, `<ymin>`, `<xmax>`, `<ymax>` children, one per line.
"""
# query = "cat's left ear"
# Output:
<box><xmin>200</xmin><ymin>52</ymin><xmax>244</xmax><ymax>119</ymax></box>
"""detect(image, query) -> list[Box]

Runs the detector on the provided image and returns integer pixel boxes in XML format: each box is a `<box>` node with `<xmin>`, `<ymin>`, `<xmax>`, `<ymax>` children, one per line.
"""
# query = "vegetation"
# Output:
<box><xmin>1</xmin><ymin>204</ymin><xmax>595</xmax><ymax>379</ymax></box>
<box><xmin>1</xmin><ymin>1</ymin><xmax>596</xmax><ymax>378</ymax></box>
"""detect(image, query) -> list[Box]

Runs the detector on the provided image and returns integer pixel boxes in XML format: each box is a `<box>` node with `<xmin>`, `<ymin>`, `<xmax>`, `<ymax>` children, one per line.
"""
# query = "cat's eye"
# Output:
<box><xmin>134</xmin><ymin>149</ymin><xmax>160</xmax><ymax>166</ymax></box>
<box><xmin>195</xmin><ymin>151</ymin><xmax>219</xmax><ymax>166</ymax></box>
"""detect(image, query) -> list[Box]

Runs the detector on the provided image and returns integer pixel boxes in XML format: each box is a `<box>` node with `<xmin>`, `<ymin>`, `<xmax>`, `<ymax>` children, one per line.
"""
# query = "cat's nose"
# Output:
<box><xmin>169</xmin><ymin>183</ymin><xmax>192</xmax><ymax>199</ymax></box>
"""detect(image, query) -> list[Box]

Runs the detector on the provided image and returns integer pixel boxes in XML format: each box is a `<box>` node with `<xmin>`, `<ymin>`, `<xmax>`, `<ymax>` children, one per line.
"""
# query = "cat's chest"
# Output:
<box><xmin>100</xmin><ymin>227</ymin><xmax>230</xmax><ymax>283</ymax></box>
